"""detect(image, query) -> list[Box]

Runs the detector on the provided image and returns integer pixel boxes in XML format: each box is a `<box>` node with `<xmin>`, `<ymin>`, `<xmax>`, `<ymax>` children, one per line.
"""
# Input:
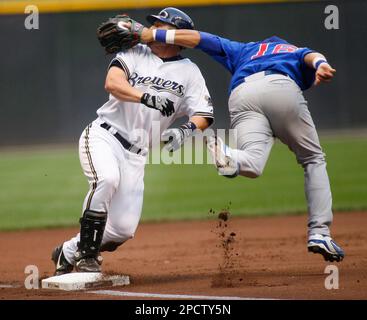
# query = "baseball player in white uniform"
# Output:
<box><xmin>51</xmin><ymin>8</ymin><xmax>214</xmax><ymax>275</ymax></box>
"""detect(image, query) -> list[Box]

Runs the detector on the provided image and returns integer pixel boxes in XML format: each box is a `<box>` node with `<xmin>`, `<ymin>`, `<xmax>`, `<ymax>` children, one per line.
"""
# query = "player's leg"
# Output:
<box><xmin>59</xmin><ymin>123</ymin><xmax>121</xmax><ymax>273</ymax></box>
<box><xmin>207</xmin><ymin>81</ymin><xmax>275</xmax><ymax>178</ymax></box>
<box><xmin>99</xmin><ymin>149</ymin><xmax>146</xmax><ymax>253</ymax></box>
<box><xmin>230</xmin><ymin>112</ymin><xmax>275</xmax><ymax>178</ymax></box>
<box><xmin>261</xmin><ymin>77</ymin><xmax>332</xmax><ymax>236</ymax></box>
<box><xmin>260</xmin><ymin>75</ymin><xmax>344</xmax><ymax>262</ymax></box>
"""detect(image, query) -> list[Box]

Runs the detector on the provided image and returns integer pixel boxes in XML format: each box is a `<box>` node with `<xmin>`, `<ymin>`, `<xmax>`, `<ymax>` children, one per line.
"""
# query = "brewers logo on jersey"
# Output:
<box><xmin>97</xmin><ymin>44</ymin><xmax>214</xmax><ymax>150</ymax></box>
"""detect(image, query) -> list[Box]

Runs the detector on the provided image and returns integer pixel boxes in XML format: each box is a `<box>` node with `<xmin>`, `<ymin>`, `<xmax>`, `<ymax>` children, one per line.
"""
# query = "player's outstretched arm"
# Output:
<box><xmin>141</xmin><ymin>28</ymin><xmax>201</xmax><ymax>48</ymax></box>
<box><xmin>141</xmin><ymin>28</ymin><xmax>225</xmax><ymax>56</ymax></box>
<box><xmin>304</xmin><ymin>52</ymin><xmax>336</xmax><ymax>85</ymax></box>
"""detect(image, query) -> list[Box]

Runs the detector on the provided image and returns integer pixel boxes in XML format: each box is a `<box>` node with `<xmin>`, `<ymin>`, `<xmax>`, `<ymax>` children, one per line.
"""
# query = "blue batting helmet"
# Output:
<box><xmin>146</xmin><ymin>7</ymin><xmax>194</xmax><ymax>30</ymax></box>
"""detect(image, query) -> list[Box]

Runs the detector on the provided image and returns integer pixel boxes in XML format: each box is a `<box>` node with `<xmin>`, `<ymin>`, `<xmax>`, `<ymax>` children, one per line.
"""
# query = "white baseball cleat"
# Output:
<box><xmin>206</xmin><ymin>135</ymin><xmax>239</xmax><ymax>178</ymax></box>
<box><xmin>308</xmin><ymin>234</ymin><xmax>345</xmax><ymax>262</ymax></box>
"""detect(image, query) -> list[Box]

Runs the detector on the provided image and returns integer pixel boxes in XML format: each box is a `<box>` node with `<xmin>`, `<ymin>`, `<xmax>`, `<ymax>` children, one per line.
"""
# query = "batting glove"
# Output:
<box><xmin>161</xmin><ymin>122</ymin><xmax>197</xmax><ymax>152</ymax></box>
<box><xmin>141</xmin><ymin>93</ymin><xmax>175</xmax><ymax>117</ymax></box>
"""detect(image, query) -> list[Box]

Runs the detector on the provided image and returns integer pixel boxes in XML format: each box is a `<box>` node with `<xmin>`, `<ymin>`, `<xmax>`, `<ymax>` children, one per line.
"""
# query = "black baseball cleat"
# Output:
<box><xmin>51</xmin><ymin>244</ymin><xmax>74</xmax><ymax>276</ymax></box>
<box><xmin>74</xmin><ymin>251</ymin><xmax>103</xmax><ymax>273</ymax></box>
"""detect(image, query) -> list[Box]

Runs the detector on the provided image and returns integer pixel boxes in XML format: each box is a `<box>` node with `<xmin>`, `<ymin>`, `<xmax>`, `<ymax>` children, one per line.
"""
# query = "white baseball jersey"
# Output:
<box><xmin>96</xmin><ymin>44</ymin><xmax>214</xmax><ymax>151</ymax></box>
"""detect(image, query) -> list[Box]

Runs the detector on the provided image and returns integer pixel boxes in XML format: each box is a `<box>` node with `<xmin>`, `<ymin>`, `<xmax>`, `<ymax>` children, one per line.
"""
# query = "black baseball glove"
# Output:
<box><xmin>97</xmin><ymin>14</ymin><xmax>144</xmax><ymax>54</ymax></box>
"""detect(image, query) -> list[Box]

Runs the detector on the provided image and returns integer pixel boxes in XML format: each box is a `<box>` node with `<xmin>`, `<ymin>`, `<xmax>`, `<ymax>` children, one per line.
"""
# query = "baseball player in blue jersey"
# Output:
<box><xmin>132</xmin><ymin>9</ymin><xmax>344</xmax><ymax>262</ymax></box>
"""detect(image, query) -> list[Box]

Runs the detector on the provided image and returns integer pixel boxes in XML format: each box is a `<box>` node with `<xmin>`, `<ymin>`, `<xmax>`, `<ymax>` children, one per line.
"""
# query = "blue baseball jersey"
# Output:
<box><xmin>197</xmin><ymin>33</ymin><xmax>316</xmax><ymax>93</ymax></box>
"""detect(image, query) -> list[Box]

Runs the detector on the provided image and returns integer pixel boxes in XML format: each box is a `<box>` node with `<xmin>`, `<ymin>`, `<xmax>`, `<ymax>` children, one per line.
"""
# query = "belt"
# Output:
<box><xmin>243</xmin><ymin>70</ymin><xmax>289</xmax><ymax>83</ymax></box>
<box><xmin>100</xmin><ymin>122</ymin><xmax>142</xmax><ymax>155</ymax></box>
<box><xmin>264</xmin><ymin>70</ymin><xmax>288</xmax><ymax>77</ymax></box>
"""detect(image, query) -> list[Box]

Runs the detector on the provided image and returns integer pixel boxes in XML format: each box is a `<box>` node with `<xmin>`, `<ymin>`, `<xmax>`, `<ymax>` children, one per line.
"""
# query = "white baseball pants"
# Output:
<box><xmin>63</xmin><ymin>120</ymin><xmax>146</xmax><ymax>264</ymax></box>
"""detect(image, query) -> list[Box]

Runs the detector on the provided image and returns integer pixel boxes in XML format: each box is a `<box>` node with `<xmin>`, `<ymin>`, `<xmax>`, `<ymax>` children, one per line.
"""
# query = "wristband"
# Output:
<box><xmin>152</xmin><ymin>29</ymin><xmax>176</xmax><ymax>44</ymax></box>
<box><xmin>166</xmin><ymin>30</ymin><xmax>176</xmax><ymax>44</ymax></box>
<box><xmin>179</xmin><ymin>121</ymin><xmax>197</xmax><ymax>138</ymax></box>
<box><xmin>180</xmin><ymin>121</ymin><xmax>197</xmax><ymax>132</ymax></box>
<box><xmin>312</xmin><ymin>57</ymin><xmax>328</xmax><ymax>69</ymax></box>
<box><xmin>155</xmin><ymin>29</ymin><xmax>166</xmax><ymax>43</ymax></box>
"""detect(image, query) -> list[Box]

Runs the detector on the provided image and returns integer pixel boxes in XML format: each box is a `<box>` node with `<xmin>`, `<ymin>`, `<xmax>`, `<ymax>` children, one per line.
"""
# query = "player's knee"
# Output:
<box><xmin>240</xmin><ymin>163</ymin><xmax>264</xmax><ymax>178</ymax></box>
<box><xmin>116</xmin><ymin>228</ymin><xmax>136</xmax><ymax>242</ymax></box>
<box><xmin>111</xmin><ymin>220</ymin><xmax>137</xmax><ymax>243</ymax></box>
<box><xmin>241</xmin><ymin>169</ymin><xmax>262</xmax><ymax>179</ymax></box>
<box><xmin>299</xmin><ymin>152</ymin><xmax>326</xmax><ymax>167</ymax></box>
<box><xmin>109</xmin><ymin>232</ymin><xmax>134</xmax><ymax>247</ymax></box>
<box><xmin>248</xmin><ymin>170</ymin><xmax>262</xmax><ymax>178</ymax></box>
<box><xmin>101</xmin><ymin>230</ymin><xmax>134</xmax><ymax>252</ymax></box>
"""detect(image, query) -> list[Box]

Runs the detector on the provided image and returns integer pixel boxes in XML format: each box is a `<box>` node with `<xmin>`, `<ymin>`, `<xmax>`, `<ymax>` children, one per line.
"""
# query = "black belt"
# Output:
<box><xmin>243</xmin><ymin>70</ymin><xmax>289</xmax><ymax>83</ymax></box>
<box><xmin>100</xmin><ymin>122</ymin><xmax>142</xmax><ymax>155</ymax></box>
<box><xmin>264</xmin><ymin>70</ymin><xmax>288</xmax><ymax>77</ymax></box>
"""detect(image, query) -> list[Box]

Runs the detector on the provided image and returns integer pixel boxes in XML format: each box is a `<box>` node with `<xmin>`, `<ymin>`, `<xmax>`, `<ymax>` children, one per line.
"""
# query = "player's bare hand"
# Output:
<box><xmin>315</xmin><ymin>63</ymin><xmax>336</xmax><ymax>85</ymax></box>
<box><xmin>141</xmin><ymin>93</ymin><xmax>175</xmax><ymax>117</ymax></box>
<box><xmin>141</xmin><ymin>27</ymin><xmax>154</xmax><ymax>43</ymax></box>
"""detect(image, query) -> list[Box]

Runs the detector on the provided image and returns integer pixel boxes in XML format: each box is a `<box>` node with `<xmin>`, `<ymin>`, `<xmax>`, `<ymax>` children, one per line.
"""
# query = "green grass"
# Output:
<box><xmin>0</xmin><ymin>137</ymin><xmax>366</xmax><ymax>230</ymax></box>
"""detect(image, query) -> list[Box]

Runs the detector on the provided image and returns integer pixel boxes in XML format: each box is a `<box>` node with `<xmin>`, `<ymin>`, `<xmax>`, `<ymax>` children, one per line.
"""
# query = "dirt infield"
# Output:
<box><xmin>0</xmin><ymin>211</ymin><xmax>366</xmax><ymax>300</ymax></box>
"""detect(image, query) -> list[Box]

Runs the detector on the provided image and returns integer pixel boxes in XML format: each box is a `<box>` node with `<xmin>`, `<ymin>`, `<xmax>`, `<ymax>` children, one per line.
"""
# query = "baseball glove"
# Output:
<box><xmin>97</xmin><ymin>15</ymin><xmax>144</xmax><ymax>54</ymax></box>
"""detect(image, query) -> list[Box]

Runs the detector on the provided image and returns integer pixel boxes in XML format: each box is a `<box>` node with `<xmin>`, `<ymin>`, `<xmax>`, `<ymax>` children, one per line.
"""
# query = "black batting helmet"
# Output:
<box><xmin>146</xmin><ymin>7</ymin><xmax>194</xmax><ymax>30</ymax></box>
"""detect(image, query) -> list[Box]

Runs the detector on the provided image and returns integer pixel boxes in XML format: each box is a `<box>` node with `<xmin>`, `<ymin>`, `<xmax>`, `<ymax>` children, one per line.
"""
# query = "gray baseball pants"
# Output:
<box><xmin>228</xmin><ymin>72</ymin><xmax>332</xmax><ymax>237</ymax></box>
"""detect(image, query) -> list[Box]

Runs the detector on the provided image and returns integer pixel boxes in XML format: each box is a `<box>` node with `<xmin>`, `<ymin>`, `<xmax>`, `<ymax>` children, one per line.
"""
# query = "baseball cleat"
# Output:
<box><xmin>308</xmin><ymin>234</ymin><xmax>345</xmax><ymax>262</ymax></box>
<box><xmin>74</xmin><ymin>251</ymin><xmax>103</xmax><ymax>273</ymax></box>
<box><xmin>51</xmin><ymin>244</ymin><xmax>74</xmax><ymax>276</ymax></box>
<box><xmin>206</xmin><ymin>135</ymin><xmax>239</xmax><ymax>178</ymax></box>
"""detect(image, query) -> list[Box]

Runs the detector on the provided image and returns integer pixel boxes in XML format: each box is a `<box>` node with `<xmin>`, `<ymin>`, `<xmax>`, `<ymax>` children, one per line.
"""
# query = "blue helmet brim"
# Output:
<box><xmin>146</xmin><ymin>13</ymin><xmax>194</xmax><ymax>30</ymax></box>
<box><xmin>146</xmin><ymin>15</ymin><xmax>175</xmax><ymax>27</ymax></box>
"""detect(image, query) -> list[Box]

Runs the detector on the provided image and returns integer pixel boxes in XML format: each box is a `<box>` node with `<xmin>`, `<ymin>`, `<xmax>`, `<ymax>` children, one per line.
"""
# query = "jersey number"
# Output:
<box><xmin>251</xmin><ymin>43</ymin><xmax>298</xmax><ymax>60</ymax></box>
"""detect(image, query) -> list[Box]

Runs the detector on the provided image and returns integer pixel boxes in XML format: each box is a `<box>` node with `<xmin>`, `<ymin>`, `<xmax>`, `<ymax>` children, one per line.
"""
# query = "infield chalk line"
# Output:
<box><xmin>89</xmin><ymin>290</ymin><xmax>277</xmax><ymax>300</ymax></box>
<box><xmin>0</xmin><ymin>284</ymin><xmax>21</xmax><ymax>288</ymax></box>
